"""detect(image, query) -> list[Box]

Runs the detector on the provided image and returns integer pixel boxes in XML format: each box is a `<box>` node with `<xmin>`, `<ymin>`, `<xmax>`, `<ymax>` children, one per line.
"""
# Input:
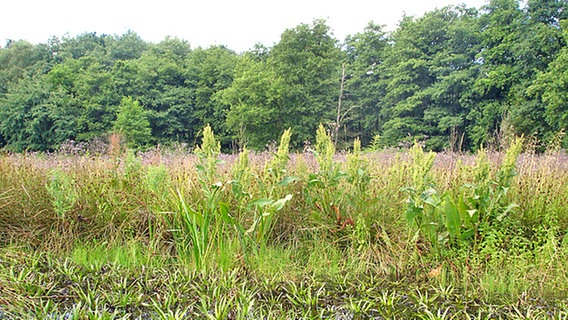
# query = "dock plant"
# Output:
<box><xmin>403</xmin><ymin>138</ymin><xmax>525</xmax><ymax>254</ymax></box>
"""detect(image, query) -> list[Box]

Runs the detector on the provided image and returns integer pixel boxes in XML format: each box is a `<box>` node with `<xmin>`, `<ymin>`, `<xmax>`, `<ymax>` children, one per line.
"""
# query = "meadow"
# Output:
<box><xmin>1</xmin><ymin>126</ymin><xmax>567</xmax><ymax>319</ymax></box>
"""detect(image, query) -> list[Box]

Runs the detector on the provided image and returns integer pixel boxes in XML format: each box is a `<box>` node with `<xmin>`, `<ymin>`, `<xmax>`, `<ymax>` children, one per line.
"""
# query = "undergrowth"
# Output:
<box><xmin>0</xmin><ymin>128</ymin><xmax>567</xmax><ymax>318</ymax></box>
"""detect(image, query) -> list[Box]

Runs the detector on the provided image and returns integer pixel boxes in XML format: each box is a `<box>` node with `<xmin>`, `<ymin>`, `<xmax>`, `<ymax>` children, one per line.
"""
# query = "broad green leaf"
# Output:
<box><xmin>219</xmin><ymin>201</ymin><xmax>229</xmax><ymax>215</ymax></box>
<box><xmin>460</xmin><ymin>229</ymin><xmax>476</xmax><ymax>241</ymax></box>
<box><xmin>272</xmin><ymin>194</ymin><xmax>293</xmax><ymax>211</ymax></box>
<box><xmin>424</xmin><ymin>196</ymin><xmax>440</xmax><ymax>208</ymax></box>
<box><xmin>195</xmin><ymin>164</ymin><xmax>206</xmax><ymax>173</ymax></box>
<box><xmin>218</xmin><ymin>202</ymin><xmax>235</xmax><ymax>225</ymax></box>
<box><xmin>250</xmin><ymin>198</ymin><xmax>273</xmax><ymax>207</ymax></box>
<box><xmin>497</xmin><ymin>203</ymin><xmax>519</xmax><ymax>221</ymax></box>
<box><xmin>278</xmin><ymin>176</ymin><xmax>299</xmax><ymax>186</ymax></box>
<box><xmin>444</xmin><ymin>198</ymin><xmax>461</xmax><ymax>239</ymax></box>
<box><xmin>406</xmin><ymin>206</ymin><xmax>422</xmax><ymax>225</ymax></box>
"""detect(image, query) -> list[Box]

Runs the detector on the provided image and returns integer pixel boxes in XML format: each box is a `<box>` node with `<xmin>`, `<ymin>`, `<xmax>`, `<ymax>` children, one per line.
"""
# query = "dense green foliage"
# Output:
<box><xmin>113</xmin><ymin>96</ymin><xmax>152</xmax><ymax>148</ymax></box>
<box><xmin>1</xmin><ymin>1</ymin><xmax>568</xmax><ymax>152</ymax></box>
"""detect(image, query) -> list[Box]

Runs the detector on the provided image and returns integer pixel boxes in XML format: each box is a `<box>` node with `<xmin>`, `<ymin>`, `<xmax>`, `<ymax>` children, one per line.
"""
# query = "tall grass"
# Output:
<box><xmin>1</xmin><ymin>132</ymin><xmax>567</xmax><ymax>317</ymax></box>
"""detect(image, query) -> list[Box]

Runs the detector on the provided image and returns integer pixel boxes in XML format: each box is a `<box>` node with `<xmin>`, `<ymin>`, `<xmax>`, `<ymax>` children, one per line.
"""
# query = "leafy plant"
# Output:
<box><xmin>452</xmin><ymin>137</ymin><xmax>524</xmax><ymax>249</ymax></box>
<box><xmin>265</xmin><ymin>128</ymin><xmax>292</xmax><ymax>183</ymax></box>
<box><xmin>230</xmin><ymin>146</ymin><xmax>252</xmax><ymax>204</ymax></box>
<box><xmin>404</xmin><ymin>138</ymin><xmax>524</xmax><ymax>253</ymax></box>
<box><xmin>225</xmin><ymin>129</ymin><xmax>295</xmax><ymax>259</ymax></box>
<box><xmin>305</xmin><ymin>124</ymin><xmax>349</xmax><ymax>231</ymax></box>
<box><xmin>402</xmin><ymin>143</ymin><xmax>442</xmax><ymax>250</ymax></box>
<box><xmin>346</xmin><ymin>138</ymin><xmax>373</xmax><ymax>251</ymax></box>
<box><xmin>168</xmin><ymin>125</ymin><xmax>225</xmax><ymax>269</ymax></box>
<box><xmin>194</xmin><ymin>124</ymin><xmax>222</xmax><ymax>185</ymax></box>
<box><xmin>46</xmin><ymin>167</ymin><xmax>77</xmax><ymax>221</ymax></box>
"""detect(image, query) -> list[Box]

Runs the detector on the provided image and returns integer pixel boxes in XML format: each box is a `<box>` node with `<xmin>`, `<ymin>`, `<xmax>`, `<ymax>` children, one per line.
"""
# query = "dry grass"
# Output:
<box><xmin>0</xmin><ymin>146</ymin><xmax>567</xmax><ymax>317</ymax></box>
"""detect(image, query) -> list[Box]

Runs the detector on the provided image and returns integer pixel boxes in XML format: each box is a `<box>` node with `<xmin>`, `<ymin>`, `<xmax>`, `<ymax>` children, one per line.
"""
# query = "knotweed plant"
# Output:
<box><xmin>314</xmin><ymin>124</ymin><xmax>336</xmax><ymax>176</ymax></box>
<box><xmin>252</xmin><ymin>128</ymin><xmax>295</xmax><ymax>247</ymax></box>
<box><xmin>346</xmin><ymin>138</ymin><xmax>369</xmax><ymax>195</ymax></box>
<box><xmin>194</xmin><ymin>124</ymin><xmax>222</xmax><ymax>186</ymax></box>
<box><xmin>230</xmin><ymin>146</ymin><xmax>253</xmax><ymax>204</ymax></box>
<box><xmin>439</xmin><ymin>138</ymin><xmax>523</xmax><ymax>251</ymax></box>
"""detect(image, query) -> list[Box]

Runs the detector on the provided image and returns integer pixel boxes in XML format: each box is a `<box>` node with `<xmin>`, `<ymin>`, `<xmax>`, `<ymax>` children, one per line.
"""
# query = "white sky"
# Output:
<box><xmin>2</xmin><ymin>0</ymin><xmax>488</xmax><ymax>52</ymax></box>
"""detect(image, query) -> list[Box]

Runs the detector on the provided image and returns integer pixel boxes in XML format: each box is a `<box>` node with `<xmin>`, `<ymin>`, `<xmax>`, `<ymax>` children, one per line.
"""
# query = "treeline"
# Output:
<box><xmin>1</xmin><ymin>0</ymin><xmax>567</xmax><ymax>152</ymax></box>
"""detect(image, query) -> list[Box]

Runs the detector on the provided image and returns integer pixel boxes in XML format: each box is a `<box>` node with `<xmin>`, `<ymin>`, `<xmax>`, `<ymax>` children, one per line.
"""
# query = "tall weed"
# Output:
<box><xmin>404</xmin><ymin>138</ymin><xmax>524</xmax><ymax>254</ymax></box>
<box><xmin>46</xmin><ymin>168</ymin><xmax>77</xmax><ymax>221</ymax></box>
<box><xmin>226</xmin><ymin>129</ymin><xmax>295</xmax><ymax>260</ymax></box>
<box><xmin>345</xmin><ymin>138</ymin><xmax>373</xmax><ymax>251</ymax></box>
<box><xmin>168</xmin><ymin>125</ymin><xmax>224</xmax><ymax>269</ymax></box>
<box><xmin>305</xmin><ymin>125</ymin><xmax>348</xmax><ymax>232</ymax></box>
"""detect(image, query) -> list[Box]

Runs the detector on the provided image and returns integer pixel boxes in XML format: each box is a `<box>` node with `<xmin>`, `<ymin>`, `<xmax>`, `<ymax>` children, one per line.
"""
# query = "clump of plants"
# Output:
<box><xmin>165</xmin><ymin>124</ymin><xmax>226</xmax><ymax>269</ymax></box>
<box><xmin>403</xmin><ymin>137</ymin><xmax>524</xmax><ymax>253</ymax></box>
<box><xmin>305</xmin><ymin>124</ymin><xmax>349</xmax><ymax>231</ymax></box>
<box><xmin>225</xmin><ymin>128</ymin><xmax>296</xmax><ymax>261</ymax></box>
<box><xmin>165</xmin><ymin>125</ymin><xmax>296</xmax><ymax>268</ymax></box>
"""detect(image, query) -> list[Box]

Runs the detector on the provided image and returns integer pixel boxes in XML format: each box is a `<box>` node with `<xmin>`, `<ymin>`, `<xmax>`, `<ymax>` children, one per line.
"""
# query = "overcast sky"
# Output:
<box><xmin>2</xmin><ymin>0</ymin><xmax>488</xmax><ymax>52</ymax></box>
